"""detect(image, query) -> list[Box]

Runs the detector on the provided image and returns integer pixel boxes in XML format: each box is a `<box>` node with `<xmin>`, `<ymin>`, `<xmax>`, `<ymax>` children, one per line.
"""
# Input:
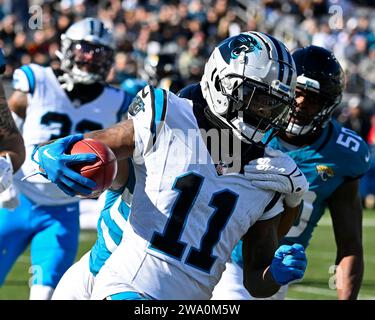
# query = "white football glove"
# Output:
<box><xmin>0</xmin><ymin>183</ymin><xmax>19</xmax><ymax>209</ymax></box>
<box><xmin>244</xmin><ymin>148</ymin><xmax>309</xmax><ymax>208</ymax></box>
<box><xmin>0</xmin><ymin>154</ymin><xmax>13</xmax><ymax>194</ymax></box>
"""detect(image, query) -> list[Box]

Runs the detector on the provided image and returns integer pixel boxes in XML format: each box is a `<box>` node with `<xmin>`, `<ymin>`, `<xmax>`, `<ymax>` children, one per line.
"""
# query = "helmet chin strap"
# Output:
<box><xmin>204</xmin><ymin>106</ymin><xmax>263</xmax><ymax>145</ymax></box>
<box><xmin>58</xmin><ymin>67</ymin><xmax>101</xmax><ymax>92</ymax></box>
<box><xmin>70</xmin><ymin>65</ymin><xmax>99</xmax><ymax>84</ymax></box>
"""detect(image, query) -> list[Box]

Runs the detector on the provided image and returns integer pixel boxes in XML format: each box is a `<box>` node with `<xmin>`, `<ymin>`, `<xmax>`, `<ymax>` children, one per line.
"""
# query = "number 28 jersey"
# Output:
<box><xmin>13</xmin><ymin>64</ymin><xmax>132</xmax><ymax>205</ymax></box>
<box><xmin>91</xmin><ymin>86</ymin><xmax>285</xmax><ymax>300</ymax></box>
<box><xmin>268</xmin><ymin>120</ymin><xmax>371</xmax><ymax>247</ymax></box>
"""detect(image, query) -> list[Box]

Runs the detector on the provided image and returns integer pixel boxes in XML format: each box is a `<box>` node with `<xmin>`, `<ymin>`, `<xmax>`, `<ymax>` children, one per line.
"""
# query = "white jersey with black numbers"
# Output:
<box><xmin>91</xmin><ymin>86</ymin><xmax>284</xmax><ymax>300</ymax></box>
<box><xmin>13</xmin><ymin>63</ymin><xmax>132</xmax><ymax>205</ymax></box>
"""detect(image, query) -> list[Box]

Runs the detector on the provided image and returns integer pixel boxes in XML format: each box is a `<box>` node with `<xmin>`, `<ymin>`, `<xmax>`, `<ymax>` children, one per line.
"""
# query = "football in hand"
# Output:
<box><xmin>68</xmin><ymin>138</ymin><xmax>118</xmax><ymax>198</ymax></box>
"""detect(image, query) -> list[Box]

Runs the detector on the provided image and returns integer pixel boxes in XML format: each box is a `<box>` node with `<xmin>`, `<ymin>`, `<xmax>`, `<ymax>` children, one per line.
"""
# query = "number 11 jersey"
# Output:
<box><xmin>91</xmin><ymin>85</ymin><xmax>285</xmax><ymax>300</ymax></box>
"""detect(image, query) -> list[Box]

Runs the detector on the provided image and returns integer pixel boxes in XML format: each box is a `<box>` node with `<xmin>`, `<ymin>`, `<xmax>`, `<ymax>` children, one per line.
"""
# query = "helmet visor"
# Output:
<box><xmin>70</xmin><ymin>41</ymin><xmax>114</xmax><ymax>74</ymax></box>
<box><xmin>241</xmin><ymin>81</ymin><xmax>292</xmax><ymax>132</ymax></box>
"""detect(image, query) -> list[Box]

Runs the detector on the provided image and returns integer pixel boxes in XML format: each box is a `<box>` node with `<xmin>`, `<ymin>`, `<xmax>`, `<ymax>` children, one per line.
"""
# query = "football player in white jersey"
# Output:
<box><xmin>35</xmin><ymin>31</ymin><xmax>309</xmax><ymax>300</ymax></box>
<box><xmin>0</xmin><ymin>18</ymin><xmax>134</xmax><ymax>300</ymax></box>
<box><xmin>212</xmin><ymin>46</ymin><xmax>370</xmax><ymax>300</ymax></box>
<box><xmin>0</xmin><ymin>49</ymin><xmax>25</xmax><ymax>196</ymax></box>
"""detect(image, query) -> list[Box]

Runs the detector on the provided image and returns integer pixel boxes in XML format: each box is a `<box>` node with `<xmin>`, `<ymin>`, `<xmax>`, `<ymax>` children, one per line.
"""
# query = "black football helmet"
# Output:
<box><xmin>287</xmin><ymin>45</ymin><xmax>345</xmax><ymax>135</ymax></box>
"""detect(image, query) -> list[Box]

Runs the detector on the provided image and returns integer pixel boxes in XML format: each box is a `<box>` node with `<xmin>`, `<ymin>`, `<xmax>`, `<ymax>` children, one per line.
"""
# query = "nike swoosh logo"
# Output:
<box><xmin>365</xmin><ymin>153</ymin><xmax>370</xmax><ymax>162</ymax></box>
<box><xmin>141</xmin><ymin>88</ymin><xmax>149</xmax><ymax>98</ymax></box>
<box><xmin>43</xmin><ymin>149</ymin><xmax>56</xmax><ymax>160</ymax></box>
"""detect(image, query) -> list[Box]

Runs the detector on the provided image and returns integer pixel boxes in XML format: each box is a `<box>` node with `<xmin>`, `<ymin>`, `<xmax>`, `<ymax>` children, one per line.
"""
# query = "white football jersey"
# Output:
<box><xmin>92</xmin><ymin>86</ymin><xmax>284</xmax><ymax>300</ymax></box>
<box><xmin>13</xmin><ymin>64</ymin><xmax>132</xmax><ymax>205</ymax></box>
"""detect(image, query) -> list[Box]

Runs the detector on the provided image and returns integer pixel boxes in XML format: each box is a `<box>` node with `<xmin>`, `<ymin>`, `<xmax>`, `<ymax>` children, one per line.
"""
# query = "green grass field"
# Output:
<box><xmin>287</xmin><ymin>208</ymin><xmax>375</xmax><ymax>300</ymax></box>
<box><xmin>1</xmin><ymin>209</ymin><xmax>374</xmax><ymax>300</ymax></box>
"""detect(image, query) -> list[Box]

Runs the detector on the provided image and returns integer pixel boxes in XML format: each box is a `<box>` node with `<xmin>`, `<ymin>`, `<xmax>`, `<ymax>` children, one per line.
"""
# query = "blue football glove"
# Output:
<box><xmin>33</xmin><ymin>134</ymin><xmax>97</xmax><ymax>197</ymax></box>
<box><xmin>269</xmin><ymin>243</ymin><xmax>307</xmax><ymax>286</ymax></box>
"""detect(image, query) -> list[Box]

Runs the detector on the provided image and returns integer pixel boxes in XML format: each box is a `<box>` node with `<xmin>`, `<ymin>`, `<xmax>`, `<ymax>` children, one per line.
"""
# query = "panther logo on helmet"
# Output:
<box><xmin>220</xmin><ymin>34</ymin><xmax>263</xmax><ymax>62</ymax></box>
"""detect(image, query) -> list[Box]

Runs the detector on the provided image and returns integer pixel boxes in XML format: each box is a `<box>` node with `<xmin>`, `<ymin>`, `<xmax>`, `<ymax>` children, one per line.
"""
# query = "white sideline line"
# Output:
<box><xmin>307</xmin><ymin>251</ymin><xmax>375</xmax><ymax>264</ymax></box>
<box><xmin>290</xmin><ymin>285</ymin><xmax>375</xmax><ymax>300</ymax></box>
<box><xmin>290</xmin><ymin>285</ymin><xmax>336</xmax><ymax>297</ymax></box>
<box><xmin>318</xmin><ymin>217</ymin><xmax>375</xmax><ymax>227</ymax></box>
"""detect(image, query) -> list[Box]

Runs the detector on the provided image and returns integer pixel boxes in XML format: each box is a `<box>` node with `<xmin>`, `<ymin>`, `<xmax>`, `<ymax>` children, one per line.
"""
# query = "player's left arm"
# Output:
<box><xmin>242</xmin><ymin>214</ymin><xmax>281</xmax><ymax>298</ymax></box>
<box><xmin>327</xmin><ymin>178</ymin><xmax>364</xmax><ymax>300</ymax></box>
<box><xmin>242</xmin><ymin>213</ymin><xmax>307</xmax><ymax>298</ymax></box>
<box><xmin>277</xmin><ymin>204</ymin><xmax>301</xmax><ymax>240</ymax></box>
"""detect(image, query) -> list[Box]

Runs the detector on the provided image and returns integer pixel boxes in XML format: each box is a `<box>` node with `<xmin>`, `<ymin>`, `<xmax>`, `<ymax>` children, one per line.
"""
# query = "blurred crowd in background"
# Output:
<box><xmin>1</xmin><ymin>0</ymin><xmax>375</xmax><ymax>206</ymax></box>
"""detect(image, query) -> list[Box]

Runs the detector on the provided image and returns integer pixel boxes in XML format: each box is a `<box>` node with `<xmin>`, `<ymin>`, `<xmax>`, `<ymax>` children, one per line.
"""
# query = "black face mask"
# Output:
<box><xmin>222</xmin><ymin>77</ymin><xmax>293</xmax><ymax>136</ymax></box>
<box><xmin>67</xmin><ymin>40</ymin><xmax>114</xmax><ymax>81</ymax></box>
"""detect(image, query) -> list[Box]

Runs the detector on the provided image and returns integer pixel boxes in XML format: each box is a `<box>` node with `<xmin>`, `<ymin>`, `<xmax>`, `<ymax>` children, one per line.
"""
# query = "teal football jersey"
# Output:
<box><xmin>232</xmin><ymin>120</ymin><xmax>371</xmax><ymax>266</ymax></box>
<box><xmin>271</xmin><ymin>120</ymin><xmax>370</xmax><ymax>247</ymax></box>
<box><xmin>89</xmin><ymin>160</ymin><xmax>135</xmax><ymax>276</ymax></box>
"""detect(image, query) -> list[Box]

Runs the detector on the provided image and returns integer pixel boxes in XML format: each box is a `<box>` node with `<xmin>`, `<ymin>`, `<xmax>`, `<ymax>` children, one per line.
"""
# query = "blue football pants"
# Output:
<box><xmin>0</xmin><ymin>193</ymin><xmax>80</xmax><ymax>288</ymax></box>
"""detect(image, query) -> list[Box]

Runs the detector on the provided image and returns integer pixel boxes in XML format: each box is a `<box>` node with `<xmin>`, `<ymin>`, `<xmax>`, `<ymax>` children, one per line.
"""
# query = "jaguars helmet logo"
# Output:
<box><xmin>316</xmin><ymin>165</ymin><xmax>334</xmax><ymax>181</ymax></box>
<box><xmin>219</xmin><ymin>34</ymin><xmax>263</xmax><ymax>63</ymax></box>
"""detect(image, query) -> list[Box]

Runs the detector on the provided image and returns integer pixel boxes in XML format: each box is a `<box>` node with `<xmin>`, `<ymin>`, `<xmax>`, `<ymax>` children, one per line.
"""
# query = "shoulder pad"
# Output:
<box><xmin>13</xmin><ymin>67</ymin><xmax>33</xmax><ymax>93</ymax></box>
<box><xmin>129</xmin><ymin>85</ymin><xmax>168</xmax><ymax>156</ymax></box>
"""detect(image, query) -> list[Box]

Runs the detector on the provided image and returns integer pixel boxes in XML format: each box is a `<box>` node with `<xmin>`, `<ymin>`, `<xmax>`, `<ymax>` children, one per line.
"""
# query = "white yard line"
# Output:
<box><xmin>318</xmin><ymin>217</ymin><xmax>375</xmax><ymax>227</ymax></box>
<box><xmin>307</xmin><ymin>251</ymin><xmax>375</xmax><ymax>264</ymax></box>
<box><xmin>289</xmin><ymin>285</ymin><xmax>375</xmax><ymax>300</ymax></box>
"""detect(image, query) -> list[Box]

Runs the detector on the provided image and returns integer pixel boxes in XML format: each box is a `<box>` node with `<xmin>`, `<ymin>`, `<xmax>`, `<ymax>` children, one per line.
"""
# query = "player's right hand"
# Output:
<box><xmin>269</xmin><ymin>244</ymin><xmax>307</xmax><ymax>286</ymax></box>
<box><xmin>244</xmin><ymin>148</ymin><xmax>309</xmax><ymax>208</ymax></box>
<box><xmin>34</xmin><ymin>134</ymin><xmax>97</xmax><ymax>197</ymax></box>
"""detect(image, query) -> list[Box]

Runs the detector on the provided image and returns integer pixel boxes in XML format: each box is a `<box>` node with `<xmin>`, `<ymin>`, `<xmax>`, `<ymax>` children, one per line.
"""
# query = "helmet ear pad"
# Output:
<box><xmin>201</xmin><ymin>50</ymin><xmax>229</xmax><ymax>116</ymax></box>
